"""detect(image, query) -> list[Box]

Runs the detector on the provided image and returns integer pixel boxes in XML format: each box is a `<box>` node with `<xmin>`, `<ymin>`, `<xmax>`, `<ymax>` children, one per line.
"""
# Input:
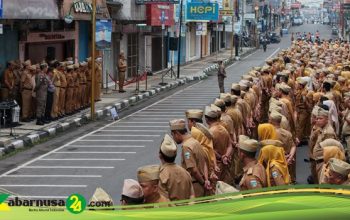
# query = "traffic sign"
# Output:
<box><xmin>219</xmin><ymin>10</ymin><xmax>234</xmax><ymax>16</ymax></box>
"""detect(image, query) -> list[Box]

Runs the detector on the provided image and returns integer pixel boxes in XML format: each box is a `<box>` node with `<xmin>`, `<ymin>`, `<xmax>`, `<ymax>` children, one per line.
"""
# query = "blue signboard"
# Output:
<box><xmin>186</xmin><ymin>2</ymin><xmax>219</xmax><ymax>21</ymax></box>
<box><xmin>96</xmin><ymin>19</ymin><xmax>112</xmax><ymax>51</ymax></box>
<box><xmin>0</xmin><ymin>0</ymin><xmax>3</xmax><ymax>18</ymax></box>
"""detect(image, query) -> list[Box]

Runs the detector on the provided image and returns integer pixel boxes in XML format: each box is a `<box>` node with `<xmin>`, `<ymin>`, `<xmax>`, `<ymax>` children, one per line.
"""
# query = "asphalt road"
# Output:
<box><xmin>0</xmin><ymin>23</ymin><xmax>334</xmax><ymax>202</ymax></box>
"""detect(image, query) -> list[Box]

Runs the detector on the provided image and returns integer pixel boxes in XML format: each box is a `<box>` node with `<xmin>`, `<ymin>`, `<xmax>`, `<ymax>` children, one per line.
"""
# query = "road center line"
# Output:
<box><xmin>108</xmin><ymin>125</ymin><xmax>168</xmax><ymax>128</ymax></box>
<box><xmin>0</xmin><ymin>185</ymin><xmax>87</xmax><ymax>188</ymax></box>
<box><xmin>100</xmin><ymin>129</ymin><xmax>164</xmax><ymax>132</ymax></box>
<box><xmin>39</xmin><ymin>158</ymin><xmax>125</xmax><ymax>161</ymax></box>
<box><xmin>54</xmin><ymin>151</ymin><xmax>136</xmax><ymax>154</ymax></box>
<box><xmin>3</xmin><ymin>175</ymin><xmax>102</xmax><ymax>178</ymax></box>
<box><xmin>90</xmin><ymin>134</ymin><xmax>161</xmax><ymax>137</ymax></box>
<box><xmin>23</xmin><ymin>166</ymin><xmax>115</xmax><ymax>169</ymax></box>
<box><xmin>77</xmin><ymin>140</ymin><xmax>154</xmax><ymax>142</ymax></box>
<box><xmin>66</xmin><ymin>145</ymin><xmax>145</xmax><ymax>148</ymax></box>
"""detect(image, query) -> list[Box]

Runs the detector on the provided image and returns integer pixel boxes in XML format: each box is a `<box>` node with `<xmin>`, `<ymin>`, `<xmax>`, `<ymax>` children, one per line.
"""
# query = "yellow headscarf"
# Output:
<box><xmin>258</xmin><ymin>123</ymin><xmax>277</xmax><ymax>140</ymax></box>
<box><xmin>323</xmin><ymin>146</ymin><xmax>345</xmax><ymax>163</ymax></box>
<box><xmin>191</xmin><ymin>126</ymin><xmax>215</xmax><ymax>170</ymax></box>
<box><xmin>258</xmin><ymin>145</ymin><xmax>290</xmax><ymax>186</ymax></box>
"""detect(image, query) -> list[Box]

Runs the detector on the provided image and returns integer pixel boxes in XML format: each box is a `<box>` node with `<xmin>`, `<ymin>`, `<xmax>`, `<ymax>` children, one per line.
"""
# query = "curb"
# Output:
<box><xmin>0</xmin><ymin>48</ymin><xmax>256</xmax><ymax>156</ymax></box>
<box><xmin>0</xmin><ymin>72</ymin><xmax>210</xmax><ymax>155</ymax></box>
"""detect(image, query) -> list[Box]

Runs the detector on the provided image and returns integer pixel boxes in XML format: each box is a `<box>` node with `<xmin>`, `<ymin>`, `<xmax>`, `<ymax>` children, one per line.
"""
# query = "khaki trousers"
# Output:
<box><xmin>119</xmin><ymin>71</ymin><xmax>125</xmax><ymax>91</ymax></box>
<box><xmin>59</xmin><ymin>88</ymin><xmax>66</xmax><ymax>115</ymax></box>
<box><xmin>21</xmin><ymin>89</ymin><xmax>32</xmax><ymax>119</ymax></box>
<box><xmin>51</xmin><ymin>87</ymin><xmax>60</xmax><ymax>118</ymax></box>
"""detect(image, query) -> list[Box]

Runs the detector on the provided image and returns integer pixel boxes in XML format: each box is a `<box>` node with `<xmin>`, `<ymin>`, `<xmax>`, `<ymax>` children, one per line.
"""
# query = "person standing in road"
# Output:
<box><xmin>217</xmin><ymin>60</ymin><xmax>226</xmax><ymax>93</ymax></box>
<box><xmin>118</xmin><ymin>51</ymin><xmax>127</xmax><ymax>93</ymax></box>
<box><xmin>158</xmin><ymin>134</ymin><xmax>195</xmax><ymax>201</ymax></box>
<box><xmin>169</xmin><ymin>119</ymin><xmax>211</xmax><ymax>197</ymax></box>
<box><xmin>238</xmin><ymin>137</ymin><xmax>267</xmax><ymax>190</ymax></box>
<box><xmin>34</xmin><ymin>63</ymin><xmax>49</xmax><ymax>125</ymax></box>
<box><xmin>137</xmin><ymin>165</ymin><xmax>169</xmax><ymax>204</ymax></box>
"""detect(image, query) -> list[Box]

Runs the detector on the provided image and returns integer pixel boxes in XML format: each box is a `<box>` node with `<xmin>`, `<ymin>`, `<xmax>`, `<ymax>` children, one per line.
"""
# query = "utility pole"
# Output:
<box><xmin>91</xmin><ymin>0</ymin><xmax>96</xmax><ymax>120</ymax></box>
<box><xmin>177</xmin><ymin>0</ymin><xmax>184</xmax><ymax>79</ymax></box>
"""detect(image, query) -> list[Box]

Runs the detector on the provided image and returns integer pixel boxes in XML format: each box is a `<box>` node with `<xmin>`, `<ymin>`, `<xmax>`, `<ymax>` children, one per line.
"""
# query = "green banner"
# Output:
<box><xmin>1</xmin><ymin>185</ymin><xmax>350</xmax><ymax>219</ymax></box>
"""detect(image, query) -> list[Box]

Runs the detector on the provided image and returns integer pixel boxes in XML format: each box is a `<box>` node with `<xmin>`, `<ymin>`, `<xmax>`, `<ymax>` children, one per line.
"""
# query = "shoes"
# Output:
<box><xmin>36</xmin><ymin>118</ymin><xmax>44</xmax><ymax>125</ymax></box>
<box><xmin>119</xmin><ymin>90</ymin><xmax>126</xmax><ymax>93</ymax></box>
<box><xmin>21</xmin><ymin>118</ymin><xmax>30</xmax><ymax>122</ymax></box>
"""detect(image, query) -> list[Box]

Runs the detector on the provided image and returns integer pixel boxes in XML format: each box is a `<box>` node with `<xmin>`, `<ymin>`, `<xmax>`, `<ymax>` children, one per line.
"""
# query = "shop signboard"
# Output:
<box><xmin>186</xmin><ymin>2</ymin><xmax>219</xmax><ymax>21</ymax></box>
<box><xmin>0</xmin><ymin>0</ymin><xmax>3</xmax><ymax>18</ymax></box>
<box><xmin>136</xmin><ymin>0</ymin><xmax>179</xmax><ymax>4</ymax></box>
<box><xmin>96</xmin><ymin>19</ymin><xmax>112</xmax><ymax>51</ymax></box>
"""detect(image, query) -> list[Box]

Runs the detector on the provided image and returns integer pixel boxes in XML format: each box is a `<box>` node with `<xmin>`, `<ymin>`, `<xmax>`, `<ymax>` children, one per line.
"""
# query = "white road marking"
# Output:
<box><xmin>77</xmin><ymin>140</ymin><xmax>154</xmax><ymax>142</ymax></box>
<box><xmin>23</xmin><ymin>166</ymin><xmax>114</xmax><ymax>169</ymax></box>
<box><xmin>242</xmin><ymin>50</ymin><xmax>258</xmax><ymax>60</ymax></box>
<box><xmin>54</xmin><ymin>151</ymin><xmax>136</xmax><ymax>154</ymax></box>
<box><xmin>100</xmin><ymin>129</ymin><xmax>164</xmax><ymax>132</ymax></box>
<box><xmin>267</xmin><ymin>47</ymin><xmax>281</xmax><ymax>59</ymax></box>
<box><xmin>0</xmin><ymin>185</ymin><xmax>87</xmax><ymax>188</ymax></box>
<box><xmin>117</xmin><ymin>122</ymin><xmax>167</xmax><ymax>124</ymax></box>
<box><xmin>39</xmin><ymin>158</ymin><xmax>125</xmax><ymax>161</ymax></box>
<box><xmin>0</xmin><ymin>81</ymin><xmax>201</xmax><ymax>177</ymax></box>
<box><xmin>90</xmin><ymin>134</ymin><xmax>161</xmax><ymax>136</ymax></box>
<box><xmin>108</xmin><ymin>125</ymin><xmax>168</xmax><ymax>128</ymax></box>
<box><xmin>3</xmin><ymin>175</ymin><xmax>102</xmax><ymax>178</ymax></box>
<box><xmin>66</xmin><ymin>145</ymin><xmax>145</xmax><ymax>148</ymax></box>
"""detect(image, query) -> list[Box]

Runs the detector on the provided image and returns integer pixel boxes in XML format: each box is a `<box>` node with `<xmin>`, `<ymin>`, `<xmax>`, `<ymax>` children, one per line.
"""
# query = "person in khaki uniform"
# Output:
<box><xmin>269</xmin><ymin>111</ymin><xmax>297</xmax><ymax>184</ymax></box>
<box><xmin>323</xmin><ymin>158</ymin><xmax>350</xmax><ymax>185</ymax></box>
<box><xmin>341</xmin><ymin>92</ymin><xmax>350</xmax><ymax>159</ymax></box>
<box><xmin>1</xmin><ymin>61</ymin><xmax>16</xmax><ymax>101</ymax></box>
<box><xmin>120</xmin><ymin>179</ymin><xmax>144</xmax><ymax>206</ymax></box>
<box><xmin>185</xmin><ymin>109</ymin><xmax>216</xmax><ymax>175</ymax></box>
<box><xmin>51</xmin><ymin>62</ymin><xmax>61</xmax><ymax>120</ymax></box>
<box><xmin>238</xmin><ymin>137</ymin><xmax>267</xmax><ymax>190</ymax></box>
<box><xmin>312</xmin><ymin>106</ymin><xmax>337</xmax><ymax>179</ymax></box>
<box><xmin>13</xmin><ymin>61</ymin><xmax>22</xmax><ymax>106</ymax></box>
<box><xmin>95</xmin><ymin>58</ymin><xmax>102</xmax><ymax>101</ymax></box>
<box><xmin>258</xmin><ymin>123</ymin><xmax>290</xmax><ymax>186</ymax></box>
<box><xmin>72</xmin><ymin>64</ymin><xmax>79</xmax><ymax>112</ymax></box>
<box><xmin>65</xmin><ymin>65</ymin><xmax>74</xmax><ymax>115</ymax></box>
<box><xmin>214</xmin><ymin>98</ymin><xmax>235</xmax><ymax>143</ymax></box>
<box><xmin>295</xmin><ymin>77</ymin><xmax>312</xmax><ymax>142</ymax></box>
<box><xmin>158</xmin><ymin>134</ymin><xmax>195</xmax><ymax>201</ymax></box>
<box><xmin>118</xmin><ymin>51</ymin><xmax>127</xmax><ymax>93</ymax></box>
<box><xmin>137</xmin><ymin>165</ymin><xmax>169</xmax><ymax>204</ymax></box>
<box><xmin>86</xmin><ymin>58</ymin><xmax>92</xmax><ymax>106</ymax></box>
<box><xmin>58</xmin><ymin>63</ymin><xmax>67</xmax><ymax>117</ymax></box>
<box><xmin>73</xmin><ymin>64</ymin><xmax>83</xmax><ymax>111</ymax></box>
<box><xmin>20</xmin><ymin>63</ymin><xmax>35</xmax><ymax>122</ymax></box>
<box><xmin>79</xmin><ymin>62</ymin><xmax>87</xmax><ymax>108</ymax></box>
<box><xmin>205</xmin><ymin>105</ymin><xmax>233</xmax><ymax>184</ymax></box>
<box><xmin>170</xmin><ymin>119</ymin><xmax>210</xmax><ymax>198</ymax></box>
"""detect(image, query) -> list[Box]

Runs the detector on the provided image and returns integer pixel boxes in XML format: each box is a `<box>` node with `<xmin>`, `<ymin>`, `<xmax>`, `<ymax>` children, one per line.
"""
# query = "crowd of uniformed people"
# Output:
<box><xmin>1</xmin><ymin>57</ymin><xmax>102</xmax><ymax>125</ymax></box>
<box><xmin>120</xmin><ymin>38</ymin><xmax>350</xmax><ymax>206</ymax></box>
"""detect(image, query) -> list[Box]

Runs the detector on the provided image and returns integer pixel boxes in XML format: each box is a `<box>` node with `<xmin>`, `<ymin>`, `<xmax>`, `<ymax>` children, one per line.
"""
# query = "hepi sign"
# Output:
<box><xmin>186</xmin><ymin>2</ymin><xmax>219</xmax><ymax>21</ymax></box>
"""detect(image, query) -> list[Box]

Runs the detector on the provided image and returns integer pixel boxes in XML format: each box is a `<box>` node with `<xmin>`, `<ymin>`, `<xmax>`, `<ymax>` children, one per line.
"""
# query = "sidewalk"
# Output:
<box><xmin>0</xmin><ymin>47</ymin><xmax>255</xmax><ymax>155</ymax></box>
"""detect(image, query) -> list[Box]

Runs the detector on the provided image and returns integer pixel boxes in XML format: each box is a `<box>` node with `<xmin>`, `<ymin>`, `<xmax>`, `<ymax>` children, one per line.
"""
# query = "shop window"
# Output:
<box><xmin>127</xmin><ymin>33</ymin><xmax>139</xmax><ymax>77</ymax></box>
<box><xmin>28</xmin><ymin>20</ymin><xmax>51</xmax><ymax>32</ymax></box>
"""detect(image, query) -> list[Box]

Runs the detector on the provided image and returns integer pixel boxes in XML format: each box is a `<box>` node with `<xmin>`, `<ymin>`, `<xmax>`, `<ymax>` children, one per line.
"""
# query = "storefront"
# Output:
<box><xmin>0</xmin><ymin>0</ymin><xmax>59</xmax><ymax>75</ymax></box>
<box><xmin>146</xmin><ymin>3</ymin><xmax>174</xmax><ymax>72</ymax></box>
<box><xmin>19</xmin><ymin>27</ymin><xmax>78</xmax><ymax>63</ymax></box>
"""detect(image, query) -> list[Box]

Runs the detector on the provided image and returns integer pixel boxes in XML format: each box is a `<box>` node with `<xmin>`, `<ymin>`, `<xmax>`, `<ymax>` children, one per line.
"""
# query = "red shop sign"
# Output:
<box><xmin>146</xmin><ymin>3</ymin><xmax>174</xmax><ymax>27</ymax></box>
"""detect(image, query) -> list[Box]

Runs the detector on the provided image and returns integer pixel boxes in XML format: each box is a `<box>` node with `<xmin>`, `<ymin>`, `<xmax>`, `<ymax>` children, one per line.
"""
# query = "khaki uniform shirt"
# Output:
<box><xmin>341</xmin><ymin>108</ymin><xmax>350</xmax><ymax>136</ymax></box>
<box><xmin>209</xmin><ymin>122</ymin><xmax>230</xmax><ymax>157</ymax></box>
<box><xmin>312</xmin><ymin>123</ymin><xmax>337</xmax><ymax>160</ymax></box>
<box><xmin>220</xmin><ymin>112</ymin><xmax>234</xmax><ymax>139</ymax></box>
<box><xmin>269</xmin><ymin>165</ymin><xmax>287</xmax><ymax>186</ymax></box>
<box><xmin>52</xmin><ymin>69</ymin><xmax>61</xmax><ymax>87</ymax></box>
<box><xmin>20</xmin><ymin>70</ymin><xmax>33</xmax><ymax>90</ymax></box>
<box><xmin>276</xmin><ymin>127</ymin><xmax>293</xmax><ymax>153</ymax></box>
<box><xmin>59</xmin><ymin>71</ymin><xmax>67</xmax><ymax>88</ymax></box>
<box><xmin>2</xmin><ymin>69</ymin><xmax>15</xmax><ymax>89</ymax></box>
<box><xmin>145</xmin><ymin>194</ymin><xmax>170</xmax><ymax>205</ymax></box>
<box><xmin>239</xmin><ymin>160</ymin><xmax>267</xmax><ymax>190</ymax></box>
<box><xmin>181</xmin><ymin>136</ymin><xmax>207</xmax><ymax>183</ymax></box>
<box><xmin>159</xmin><ymin>163</ymin><xmax>194</xmax><ymax>201</ymax></box>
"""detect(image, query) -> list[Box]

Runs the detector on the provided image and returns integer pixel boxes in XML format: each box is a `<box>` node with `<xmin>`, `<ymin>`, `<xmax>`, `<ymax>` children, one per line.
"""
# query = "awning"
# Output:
<box><xmin>63</xmin><ymin>0</ymin><xmax>110</xmax><ymax>21</ymax></box>
<box><xmin>3</xmin><ymin>0</ymin><xmax>59</xmax><ymax>19</ymax></box>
